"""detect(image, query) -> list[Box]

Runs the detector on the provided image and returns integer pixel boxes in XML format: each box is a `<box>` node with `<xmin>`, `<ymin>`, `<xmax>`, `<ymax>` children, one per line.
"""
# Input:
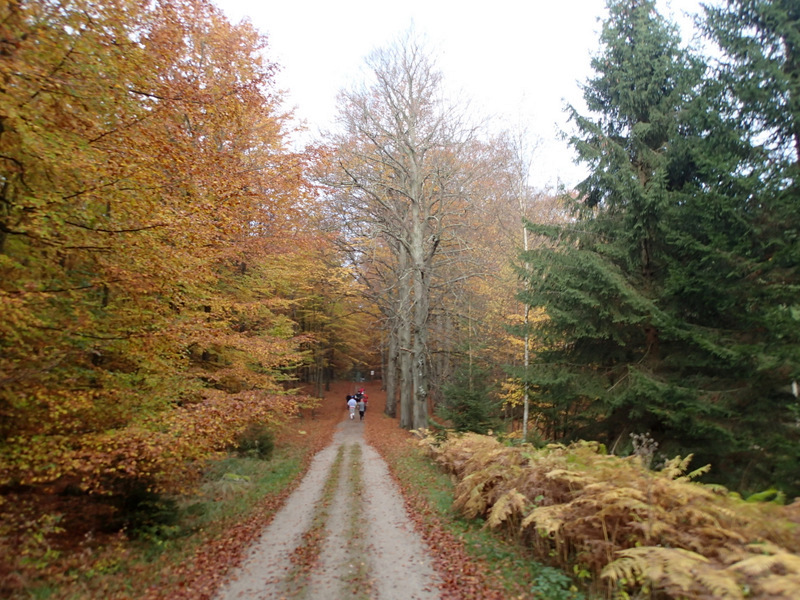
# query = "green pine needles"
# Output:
<box><xmin>438</xmin><ymin>358</ymin><xmax>502</xmax><ymax>435</ymax></box>
<box><xmin>516</xmin><ymin>0</ymin><xmax>800</xmax><ymax>497</ymax></box>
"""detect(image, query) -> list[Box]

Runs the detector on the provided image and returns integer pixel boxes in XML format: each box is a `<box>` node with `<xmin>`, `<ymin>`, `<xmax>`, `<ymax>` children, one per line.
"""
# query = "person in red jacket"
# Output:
<box><xmin>355</xmin><ymin>388</ymin><xmax>368</xmax><ymax>412</ymax></box>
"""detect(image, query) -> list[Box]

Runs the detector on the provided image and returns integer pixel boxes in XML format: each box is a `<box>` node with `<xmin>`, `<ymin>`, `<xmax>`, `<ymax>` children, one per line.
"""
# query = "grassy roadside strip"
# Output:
<box><xmin>342</xmin><ymin>444</ymin><xmax>372</xmax><ymax>600</ymax></box>
<box><xmin>142</xmin><ymin>445</ymin><xmax>313</xmax><ymax>600</ymax></box>
<box><xmin>140</xmin><ymin>413</ymin><xmax>338</xmax><ymax>600</ymax></box>
<box><xmin>7</xmin><ymin>408</ymin><xmax>337</xmax><ymax>600</ymax></box>
<box><xmin>12</xmin><ymin>443</ymin><xmax>315</xmax><ymax>600</ymax></box>
<box><xmin>365</xmin><ymin>414</ymin><xmax>587</xmax><ymax>600</ymax></box>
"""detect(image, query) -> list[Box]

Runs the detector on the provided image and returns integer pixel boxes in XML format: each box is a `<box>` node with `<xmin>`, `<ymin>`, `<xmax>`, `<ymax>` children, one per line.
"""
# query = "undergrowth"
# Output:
<box><xmin>2</xmin><ymin>444</ymin><xmax>311</xmax><ymax>600</ymax></box>
<box><xmin>420</xmin><ymin>431</ymin><xmax>800</xmax><ymax>600</ymax></box>
<box><xmin>374</xmin><ymin>427</ymin><xmax>587</xmax><ymax>599</ymax></box>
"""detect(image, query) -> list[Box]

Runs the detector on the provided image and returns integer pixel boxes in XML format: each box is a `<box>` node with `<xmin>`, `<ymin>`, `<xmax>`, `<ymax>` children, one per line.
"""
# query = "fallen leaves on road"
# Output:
<box><xmin>142</xmin><ymin>386</ymin><xmax>342</xmax><ymax>600</ymax></box>
<box><xmin>364</xmin><ymin>398</ymin><xmax>509</xmax><ymax>600</ymax></box>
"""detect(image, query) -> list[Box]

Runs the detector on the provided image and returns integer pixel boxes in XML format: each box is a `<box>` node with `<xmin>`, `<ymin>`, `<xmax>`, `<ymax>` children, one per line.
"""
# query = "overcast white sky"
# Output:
<box><xmin>217</xmin><ymin>0</ymin><xmax>708</xmax><ymax>190</ymax></box>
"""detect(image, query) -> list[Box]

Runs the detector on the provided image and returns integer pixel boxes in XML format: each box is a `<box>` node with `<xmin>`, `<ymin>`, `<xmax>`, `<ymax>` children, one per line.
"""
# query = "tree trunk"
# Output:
<box><xmin>399</xmin><ymin>316</ymin><xmax>413</xmax><ymax>429</ymax></box>
<box><xmin>411</xmin><ymin>210</ymin><xmax>430</xmax><ymax>430</ymax></box>
<box><xmin>384</xmin><ymin>325</ymin><xmax>398</xmax><ymax>417</ymax></box>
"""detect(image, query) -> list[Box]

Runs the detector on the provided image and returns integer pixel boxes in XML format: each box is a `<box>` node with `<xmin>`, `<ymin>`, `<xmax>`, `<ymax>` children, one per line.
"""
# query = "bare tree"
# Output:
<box><xmin>323</xmin><ymin>30</ymin><xmax>479</xmax><ymax>429</ymax></box>
<box><xmin>507</xmin><ymin>128</ymin><xmax>537</xmax><ymax>442</ymax></box>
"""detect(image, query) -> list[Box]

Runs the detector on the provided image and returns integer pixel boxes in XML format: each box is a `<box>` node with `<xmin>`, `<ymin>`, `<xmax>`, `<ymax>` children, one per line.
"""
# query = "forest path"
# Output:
<box><xmin>214</xmin><ymin>383</ymin><xmax>442</xmax><ymax>600</ymax></box>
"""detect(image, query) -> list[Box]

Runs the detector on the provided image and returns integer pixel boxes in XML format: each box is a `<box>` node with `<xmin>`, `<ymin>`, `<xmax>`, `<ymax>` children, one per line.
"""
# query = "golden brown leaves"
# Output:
<box><xmin>486</xmin><ymin>488</ymin><xmax>527</xmax><ymax>530</ymax></box>
<box><xmin>0</xmin><ymin>0</ymin><xmax>328</xmax><ymax>502</ymax></box>
<box><xmin>421</xmin><ymin>431</ymin><xmax>800</xmax><ymax>599</ymax></box>
<box><xmin>602</xmin><ymin>547</ymin><xmax>743</xmax><ymax>600</ymax></box>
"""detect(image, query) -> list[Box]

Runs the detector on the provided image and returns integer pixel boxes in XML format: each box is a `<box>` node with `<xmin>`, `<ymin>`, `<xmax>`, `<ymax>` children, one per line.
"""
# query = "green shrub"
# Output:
<box><xmin>234</xmin><ymin>423</ymin><xmax>275</xmax><ymax>460</ymax></box>
<box><xmin>437</xmin><ymin>361</ymin><xmax>501</xmax><ymax>434</ymax></box>
<box><xmin>110</xmin><ymin>479</ymin><xmax>180</xmax><ymax>542</ymax></box>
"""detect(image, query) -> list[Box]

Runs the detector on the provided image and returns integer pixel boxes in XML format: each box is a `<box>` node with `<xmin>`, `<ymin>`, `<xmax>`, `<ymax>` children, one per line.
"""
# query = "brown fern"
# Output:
<box><xmin>602</xmin><ymin>546</ymin><xmax>744</xmax><ymax>599</ymax></box>
<box><xmin>418</xmin><ymin>431</ymin><xmax>800</xmax><ymax>599</ymax></box>
<box><xmin>486</xmin><ymin>488</ymin><xmax>526</xmax><ymax>530</ymax></box>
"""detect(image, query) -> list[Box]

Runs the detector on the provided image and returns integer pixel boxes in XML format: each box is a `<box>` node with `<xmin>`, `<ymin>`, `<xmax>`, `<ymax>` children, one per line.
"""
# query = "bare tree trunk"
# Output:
<box><xmin>411</xmin><ymin>197</ymin><xmax>431</xmax><ymax>430</ymax></box>
<box><xmin>522</xmin><ymin>224</ymin><xmax>531</xmax><ymax>442</ymax></box>
<box><xmin>314</xmin><ymin>349</ymin><xmax>324</xmax><ymax>400</ymax></box>
<box><xmin>508</xmin><ymin>127</ymin><xmax>537</xmax><ymax>443</ymax></box>
<box><xmin>399</xmin><ymin>317</ymin><xmax>413</xmax><ymax>428</ymax></box>
<box><xmin>384</xmin><ymin>323</ymin><xmax>398</xmax><ymax>417</ymax></box>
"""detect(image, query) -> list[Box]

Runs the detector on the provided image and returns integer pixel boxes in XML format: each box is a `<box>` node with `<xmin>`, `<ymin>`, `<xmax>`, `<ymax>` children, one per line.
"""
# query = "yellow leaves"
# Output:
<box><xmin>661</xmin><ymin>453</ymin><xmax>710</xmax><ymax>481</ymax></box>
<box><xmin>498</xmin><ymin>378</ymin><xmax>526</xmax><ymax>410</ymax></box>
<box><xmin>0</xmin><ymin>0</ymin><xmax>339</xmax><ymax>521</ymax></box>
<box><xmin>724</xmin><ymin>545</ymin><xmax>800</xmax><ymax>600</ymax></box>
<box><xmin>521</xmin><ymin>503</ymin><xmax>566</xmax><ymax>537</ymax></box>
<box><xmin>544</xmin><ymin>468</ymin><xmax>594</xmax><ymax>487</ymax></box>
<box><xmin>487</xmin><ymin>488</ymin><xmax>527</xmax><ymax>529</ymax></box>
<box><xmin>455</xmin><ymin>475</ymin><xmax>493</xmax><ymax>519</ymax></box>
<box><xmin>728</xmin><ymin>542</ymin><xmax>800</xmax><ymax>575</ymax></box>
<box><xmin>0</xmin><ymin>386</ymin><xmax>305</xmax><ymax>495</ymax></box>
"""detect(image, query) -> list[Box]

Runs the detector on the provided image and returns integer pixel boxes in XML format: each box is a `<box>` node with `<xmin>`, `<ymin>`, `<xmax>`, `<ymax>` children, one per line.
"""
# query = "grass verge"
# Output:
<box><xmin>4</xmin><ymin>405</ymin><xmax>338</xmax><ymax>600</ymax></box>
<box><xmin>395</xmin><ymin>441</ymin><xmax>587</xmax><ymax>600</ymax></box>
<box><xmin>283</xmin><ymin>444</ymin><xmax>344</xmax><ymax>598</ymax></box>
<box><xmin>13</xmin><ymin>445</ymin><xmax>309</xmax><ymax>600</ymax></box>
<box><xmin>342</xmin><ymin>444</ymin><xmax>372</xmax><ymax>600</ymax></box>
<box><xmin>365</xmin><ymin>411</ymin><xmax>590</xmax><ymax>600</ymax></box>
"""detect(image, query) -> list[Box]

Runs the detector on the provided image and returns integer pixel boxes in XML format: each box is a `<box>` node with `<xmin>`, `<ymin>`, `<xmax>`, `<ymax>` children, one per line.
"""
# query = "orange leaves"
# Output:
<box><xmin>0</xmin><ymin>5</ymin><xmax>367</xmax><ymax>598</ymax></box>
<box><xmin>168</xmin><ymin>390</ymin><xmax>297</xmax><ymax>450</ymax></box>
<box><xmin>0</xmin><ymin>389</ymin><xmax>302</xmax><ymax>496</ymax></box>
<box><xmin>0</xmin><ymin>0</ymin><xmax>327</xmax><ymax>507</ymax></box>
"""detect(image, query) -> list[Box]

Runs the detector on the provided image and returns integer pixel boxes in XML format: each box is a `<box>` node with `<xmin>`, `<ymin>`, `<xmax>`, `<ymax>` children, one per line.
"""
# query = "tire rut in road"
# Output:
<box><xmin>306</xmin><ymin>443</ymin><xmax>372</xmax><ymax>599</ymax></box>
<box><xmin>215</xmin><ymin>420</ymin><xmax>441</xmax><ymax>600</ymax></box>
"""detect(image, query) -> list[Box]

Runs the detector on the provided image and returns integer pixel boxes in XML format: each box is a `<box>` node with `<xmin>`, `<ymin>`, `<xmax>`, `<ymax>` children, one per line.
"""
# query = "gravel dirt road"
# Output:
<box><xmin>214</xmin><ymin>383</ymin><xmax>442</xmax><ymax>600</ymax></box>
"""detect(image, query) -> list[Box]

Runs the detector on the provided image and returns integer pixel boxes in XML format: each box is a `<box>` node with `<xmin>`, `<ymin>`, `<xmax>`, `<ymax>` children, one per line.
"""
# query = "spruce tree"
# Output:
<box><xmin>519</xmin><ymin>0</ymin><xmax>800</xmax><ymax>495</ymax></box>
<box><xmin>519</xmin><ymin>0</ymin><xmax>759</xmax><ymax>489</ymax></box>
<box><xmin>703</xmin><ymin>0</ymin><xmax>800</xmax><ymax>166</ymax></box>
<box><xmin>438</xmin><ymin>352</ymin><xmax>501</xmax><ymax>435</ymax></box>
<box><xmin>682</xmin><ymin>0</ymin><xmax>800</xmax><ymax>493</ymax></box>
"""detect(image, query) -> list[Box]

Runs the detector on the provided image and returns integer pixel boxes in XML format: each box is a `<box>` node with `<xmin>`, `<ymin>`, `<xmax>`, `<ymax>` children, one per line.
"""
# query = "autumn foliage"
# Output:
<box><xmin>0</xmin><ymin>0</ymin><xmax>371</xmax><ymax>572</ymax></box>
<box><xmin>420</xmin><ymin>432</ymin><xmax>800</xmax><ymax>599</ymax></box>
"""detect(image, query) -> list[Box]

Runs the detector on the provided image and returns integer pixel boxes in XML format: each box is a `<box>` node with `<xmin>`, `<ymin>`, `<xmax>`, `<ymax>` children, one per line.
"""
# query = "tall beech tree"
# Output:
<box><xmin>420</xmin><ymin>134</ymin><xmax>556</xmax><ymax>434</ymax></box>
<box><xmin>325</xmin><ymin>31</ymin><xmax>479</xmax><ymax>429</ymax></box>
<box><xmin>0</xmin><ymin>0</ymin><xmax>317</xmax><ymax>498</ymax></box>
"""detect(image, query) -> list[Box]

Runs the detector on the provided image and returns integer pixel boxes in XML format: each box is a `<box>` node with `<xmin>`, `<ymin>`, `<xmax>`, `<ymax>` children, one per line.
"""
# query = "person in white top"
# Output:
<box><xmin>346</xmin><ymin>395</ymin><xmax>357</xmax><ymax>420</ymax></box>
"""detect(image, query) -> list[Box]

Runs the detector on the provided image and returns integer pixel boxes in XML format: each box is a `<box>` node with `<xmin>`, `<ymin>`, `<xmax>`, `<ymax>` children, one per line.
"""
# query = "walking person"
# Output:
<box><xmin>347</xmin><ymin>395</ymin><xmax>357</xmax><ymax>420</ymax></box>
<box><xmin>357</xmin><ymin>396</ymin><xmax>366</xmax><ymax>421</ymax></box>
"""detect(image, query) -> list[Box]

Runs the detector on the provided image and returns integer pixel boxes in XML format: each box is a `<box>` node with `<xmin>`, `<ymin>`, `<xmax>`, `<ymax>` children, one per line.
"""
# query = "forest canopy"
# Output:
<box><xmin>0</xmin><ymin>0</ymin><xmax>374</xmax><ymax>503</ymax></box>
<box><xmin>1</xmin><ymin>0</ymin><xmax>799</xmax><ymax>558</ymax></box>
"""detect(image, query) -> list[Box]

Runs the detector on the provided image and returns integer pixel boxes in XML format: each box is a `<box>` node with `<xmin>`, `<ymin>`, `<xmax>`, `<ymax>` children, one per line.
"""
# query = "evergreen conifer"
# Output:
<box><xmin>518</xmin><ymin>0</ymin><xmax>800</xmax><ymax>495</ymax></box>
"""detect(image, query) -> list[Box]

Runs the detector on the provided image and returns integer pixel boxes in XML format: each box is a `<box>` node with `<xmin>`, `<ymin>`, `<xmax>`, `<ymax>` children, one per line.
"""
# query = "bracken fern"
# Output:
<box><xmin>419</xmin><ymin>431</ymin><xmax>800</xmax><ymax>599</ymax></box>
